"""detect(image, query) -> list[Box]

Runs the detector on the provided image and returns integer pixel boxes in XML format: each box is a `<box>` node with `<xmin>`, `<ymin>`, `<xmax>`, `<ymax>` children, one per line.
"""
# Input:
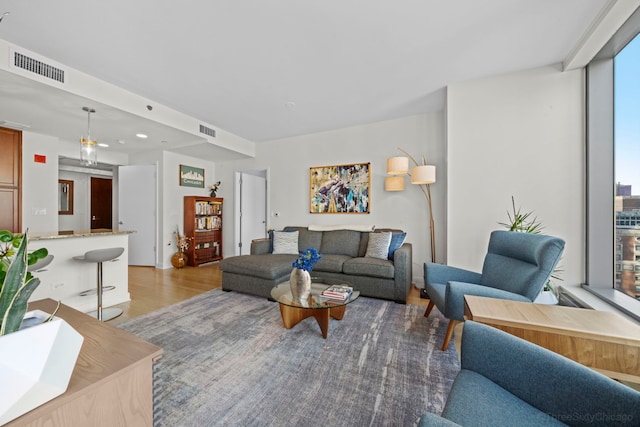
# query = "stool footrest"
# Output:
<box><xmin>79</xmin><ymin>286</ymin><xmax>116</xmax><ymax>297</ymax></box>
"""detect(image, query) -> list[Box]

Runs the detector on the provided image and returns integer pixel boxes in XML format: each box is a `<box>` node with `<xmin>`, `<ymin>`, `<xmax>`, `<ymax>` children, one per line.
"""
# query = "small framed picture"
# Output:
<box><xmin>180</xmin><ymin>165</ymin><xmax>205</xmax><ymax>188</ymax></box>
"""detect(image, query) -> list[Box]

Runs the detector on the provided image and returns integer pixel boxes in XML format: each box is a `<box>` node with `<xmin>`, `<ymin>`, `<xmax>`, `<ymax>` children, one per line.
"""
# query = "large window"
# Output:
<box><xmin>586</xmin><ymin>8</ymin><xmax>640</xmax><ymax>320</ymax></box>
<box><xmin>614</xmin><ymin>34</ymin><xmax>640</xmax><ymax>300</ymax></box>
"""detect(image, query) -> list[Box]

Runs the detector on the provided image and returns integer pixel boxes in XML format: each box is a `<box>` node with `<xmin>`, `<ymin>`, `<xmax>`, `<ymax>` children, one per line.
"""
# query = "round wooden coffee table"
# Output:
<box><xmin>271</xmin><ymin>279</ymin><xmax>359</xmax><ymax>338</ymax></box>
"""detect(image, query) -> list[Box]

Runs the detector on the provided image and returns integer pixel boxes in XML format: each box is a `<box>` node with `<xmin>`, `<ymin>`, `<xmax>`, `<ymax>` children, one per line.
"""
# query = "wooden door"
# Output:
<box><xmin>91</xmin><ymin>177</ymin><xmax>112</xmax><ymax>229</ymax></box>
<box><xmin>0</xmin><ymin>127</ymin><xmax>21</xmax><ymax>232</ymax></box>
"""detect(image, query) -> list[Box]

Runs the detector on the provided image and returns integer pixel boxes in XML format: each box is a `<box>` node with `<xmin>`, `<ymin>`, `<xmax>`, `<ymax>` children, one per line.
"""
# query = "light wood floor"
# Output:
<box><xmin>109</xmin><ymin>263</ymin><xmax>429</xmax><ymax>325</ymax></box>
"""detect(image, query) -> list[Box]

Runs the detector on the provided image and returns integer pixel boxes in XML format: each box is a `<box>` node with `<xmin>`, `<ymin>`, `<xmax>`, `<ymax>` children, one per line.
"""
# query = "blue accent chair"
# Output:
<box><xmin>419</xmin><ymin>321</ymin><xmax>640</xmax><ymax>426</ymax></box>
<box><xmin>424</xmin><ymin>230</ymin><xmax>565</xmax><ymax>350</ymax></box>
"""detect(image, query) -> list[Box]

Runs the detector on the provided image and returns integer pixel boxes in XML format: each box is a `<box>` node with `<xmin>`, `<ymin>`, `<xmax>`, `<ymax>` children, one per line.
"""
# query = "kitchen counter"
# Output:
<box><xmin>27</xmin><ymin>230</ymin><xmax>132</xmax><ymax>313</ymax></box>
<box><xmin>29</xmin><ymin>229</ymin><xmax>134</xmax><ymax>240</ymax></box>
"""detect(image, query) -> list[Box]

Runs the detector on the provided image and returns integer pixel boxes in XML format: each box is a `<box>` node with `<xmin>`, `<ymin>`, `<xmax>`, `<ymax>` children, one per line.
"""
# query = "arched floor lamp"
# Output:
<box><xmin>385</xmin><ymin>148</ymin><xmax>436</xmax><ymax>263</ymax></box>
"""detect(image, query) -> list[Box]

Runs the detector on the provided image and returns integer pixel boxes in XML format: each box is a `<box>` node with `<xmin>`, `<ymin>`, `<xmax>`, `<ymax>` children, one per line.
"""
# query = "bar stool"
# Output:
<box><xmin>74</xmin><ymin>247</ymin><xmax>124</xmax><ymax>321</ymax></box>
<box><xmin>27</xmin><ymin>254</ymin><xmax>54</xmax><ymax>272</ymax></box>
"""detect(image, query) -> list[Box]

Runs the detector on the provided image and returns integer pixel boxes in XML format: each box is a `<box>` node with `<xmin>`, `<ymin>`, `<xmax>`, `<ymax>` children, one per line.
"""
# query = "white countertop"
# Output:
<box><xmin>29</xmin><ymin>229</ymin><xmax>135</xmax><ymax>241</ymax></box>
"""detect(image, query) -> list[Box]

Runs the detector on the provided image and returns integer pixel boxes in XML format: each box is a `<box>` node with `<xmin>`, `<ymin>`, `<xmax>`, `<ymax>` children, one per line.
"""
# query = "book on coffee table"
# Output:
<box><xmin>321</xmin><ymin>285</ymin><xmax>353</xmax><ymax>300</ymax></box>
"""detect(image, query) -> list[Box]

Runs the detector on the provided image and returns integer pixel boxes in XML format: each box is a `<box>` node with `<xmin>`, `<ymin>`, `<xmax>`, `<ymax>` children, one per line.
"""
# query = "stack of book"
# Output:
<box><xmin>321</xmin><ymin>285</ymin><xmax>353</xmax><ymax>301</ymax></box>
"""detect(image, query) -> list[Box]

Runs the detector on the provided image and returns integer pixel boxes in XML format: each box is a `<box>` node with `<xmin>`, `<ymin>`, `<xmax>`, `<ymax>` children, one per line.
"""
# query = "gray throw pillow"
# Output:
<box><xmin>365</xmin><ymin>231</ymin><xmax>392</xmax><ymax>260</ymax></box>
<box><xmin>272</xmin><ymin>230</ymin><xmax>299</xmax><ymax>254</ymax></box>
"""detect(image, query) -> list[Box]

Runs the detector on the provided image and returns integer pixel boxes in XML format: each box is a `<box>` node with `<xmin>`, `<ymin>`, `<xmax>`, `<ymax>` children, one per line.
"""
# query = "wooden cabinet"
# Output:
<box><xmin>0</xmin><ymin>127</ymin><xmax>21</xmax><ymax>232</ymax></box>
<box><xmin>184</xmin><ymin>196</ymin><xmax>223</xmax><ymax>266</ymax></box>
<box><xmin>7</xmin><ymin>299</ymin><xmax>162</xmax><ymax>427</ymax></box>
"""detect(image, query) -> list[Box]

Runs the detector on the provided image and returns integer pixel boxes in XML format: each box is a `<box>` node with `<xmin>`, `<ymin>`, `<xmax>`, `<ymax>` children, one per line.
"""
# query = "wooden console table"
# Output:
<box><xmin>464</xmin><ymin>295</ymin><xmax>640</xmax><ymax>383</ymax></box>
<box><xmin>6</xmin><ymin>299</ymin><xmax>162</xmax><ymax>426</ymax></box>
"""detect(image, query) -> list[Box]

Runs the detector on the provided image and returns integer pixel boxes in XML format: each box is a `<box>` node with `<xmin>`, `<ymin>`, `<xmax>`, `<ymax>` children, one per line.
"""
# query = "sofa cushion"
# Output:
<box><xmin>272</xmin><ymin>230</ymin><xmax>299</xmax><ymax>254</ymax></box>
<box><xmin>313</xmin><ymin>254</ymin><xmax>351</xmax><ymax>273</ymax></box>
<box><xmin>365</xmin><ymin>231</ymin><xmax>392</xmax><ymax>259</ymax></box>
<box><xmin>320</xmin><ymin>230</ymin><xmax>361</xmax><ymax>257</ymax></box>
<box><xmin>343</xmin><ymin>257</ymin><xmax>394</xmax><ymax>279</ymax></box>
<box><xmin>284</xmin><ymin>226</ymin><xmax>323</xmax><ymax>252</ymax></box>
<box><xmin>219</xmin><ymin>254</ymin><xmax>297</xmax><ymax>280</ymax></box>
<box><xmin>441</xmin><ymin>370</ymin><xmax>564</xmax><ymax>427</ymax></box>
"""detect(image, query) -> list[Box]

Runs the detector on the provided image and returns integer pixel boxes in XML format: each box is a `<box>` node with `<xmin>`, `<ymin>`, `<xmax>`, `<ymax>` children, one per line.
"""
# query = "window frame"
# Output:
<box><xmin>584</xmin><ymin>7</ymin><xmax>640</xmax><ymax>321</ymax></box>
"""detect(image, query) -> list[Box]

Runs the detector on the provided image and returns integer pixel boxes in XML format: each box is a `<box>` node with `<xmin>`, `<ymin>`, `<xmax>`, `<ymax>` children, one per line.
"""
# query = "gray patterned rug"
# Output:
<box><xmin>117</xmin><ymin>289</ymin><xmax>460</xmax><ymax>427</ymax></box>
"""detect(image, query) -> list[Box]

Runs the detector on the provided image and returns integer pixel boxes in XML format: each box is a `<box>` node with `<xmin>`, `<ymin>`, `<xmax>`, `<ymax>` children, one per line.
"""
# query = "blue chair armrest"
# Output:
<box><xmin>418</xmin><ymin>412</ymin><xmax>462</xmax><ymax>427</ymax></box>
<box><xmin>461</xmin><ymin>322</ymin><xmax>640</xmax><ymax>423</ymax></box>
<box><xmin>425</xmin><ymin>263</ymin><xmax>482</xmax><ymax>286</ymax></box>
<box><xmin>443</xmin><ymin>282</ymin><xmax>531</xmax><ymax>320</ymax></box>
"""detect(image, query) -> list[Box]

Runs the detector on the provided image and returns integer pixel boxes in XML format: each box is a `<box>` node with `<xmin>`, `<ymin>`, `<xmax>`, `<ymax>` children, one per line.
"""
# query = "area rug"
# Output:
<box><xmin>117</xmin><ymin>289</ymin><xmax>460</xmax><ymax>427</ymax></box>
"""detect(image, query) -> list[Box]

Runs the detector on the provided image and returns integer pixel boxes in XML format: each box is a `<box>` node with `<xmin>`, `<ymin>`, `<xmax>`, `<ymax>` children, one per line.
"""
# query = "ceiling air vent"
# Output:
<box><xmin>12</xmin><ymin>51</ymin><xmax>65</xmax><ymax>83</ymax></box>
<box><xmin>199</xmin><ymin>124</ymin><xmax>216</xmax><ymax>138</ymax></box>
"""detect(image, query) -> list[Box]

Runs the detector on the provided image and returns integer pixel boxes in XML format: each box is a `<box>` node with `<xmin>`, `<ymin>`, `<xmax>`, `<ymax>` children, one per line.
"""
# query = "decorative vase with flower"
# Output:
<box><xmin>208</xmin><ymin>181</ymin><xmax>221</xmax><ymax>198</ymax></box>
<box><xmin>172</xmin><ymin>229</ymin><xmax>191</xmax><ymax>269</ymax></box>
<box><xmin>290</xmin><ymin>248</ymin><xmax>322</xmax><ymax>304</ymax></box>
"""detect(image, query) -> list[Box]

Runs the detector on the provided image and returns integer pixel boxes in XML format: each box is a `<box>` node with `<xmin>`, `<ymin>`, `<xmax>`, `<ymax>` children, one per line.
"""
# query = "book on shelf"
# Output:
<box><xmin>321</xmin><ymin>284</ymin><xmax>353</xmax><ymax>300</ymax></box>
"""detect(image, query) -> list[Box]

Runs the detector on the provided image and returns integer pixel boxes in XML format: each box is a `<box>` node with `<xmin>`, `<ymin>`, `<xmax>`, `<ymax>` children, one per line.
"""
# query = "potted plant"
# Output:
<box><xmin>290</xmin><ymin>247</ymin><xmax>322</xmax><ymax>304</ymax></box>
<box><xmin>0</xmin><ymin>230</ymin><xmax>50</xmax><ymax>334</ymax></box>
<box><xmin>499</xmin><ymin>197</ymin><xmax>562</xmax><ymax>303</ymax></box>
<box><xmin>0</xmin><ymin>230</ymin><xmax>84</xmax><ymax>425</ymax></box>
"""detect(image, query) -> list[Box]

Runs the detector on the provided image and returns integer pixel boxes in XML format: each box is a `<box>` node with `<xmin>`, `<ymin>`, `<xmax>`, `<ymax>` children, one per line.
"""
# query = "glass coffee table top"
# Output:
<box><xmin>271</xmin><ymin>279</ymin><xmax>359</xmax><ymax>309</ymax></box>
<box><xmin>271</xmin><ymin>278</ymin><xmax>359</xmax><ymax>338</ymax></box>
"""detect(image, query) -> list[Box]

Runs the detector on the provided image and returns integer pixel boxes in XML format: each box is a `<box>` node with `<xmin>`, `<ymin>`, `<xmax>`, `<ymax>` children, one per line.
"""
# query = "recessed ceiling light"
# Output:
<box><xmin>98</xmin><ymin>143</ymin><xmax>109</xmax><ymax>147</ymax></box>
<box><xmin>136</xmin><ymin>133</ymin><xmax>148</xmax><ymax>139</ymax></box>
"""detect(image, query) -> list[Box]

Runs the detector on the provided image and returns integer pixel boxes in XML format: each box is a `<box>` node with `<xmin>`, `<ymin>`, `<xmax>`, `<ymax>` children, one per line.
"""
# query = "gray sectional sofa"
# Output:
<box><xmin>219</xmin><ymin>226</ymin><xmax>412</xmax><ymax>303</ymax></box>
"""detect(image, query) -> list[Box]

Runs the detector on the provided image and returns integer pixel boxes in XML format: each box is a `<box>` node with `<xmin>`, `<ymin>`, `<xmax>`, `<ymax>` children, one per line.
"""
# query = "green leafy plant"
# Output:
<box><xmin>499</xmin><ymin>196</ymin><xmax>545</xmax><ymax>234</ymax></box>
<box><xmin>499</xmin><ymin>198</ymin><xmax>562</xmax><ymax>291</ymax></box>
<box><xmin>0</xmin><ymin>230</ymin><xmax>49</xmax><ymax>335</ymax></box>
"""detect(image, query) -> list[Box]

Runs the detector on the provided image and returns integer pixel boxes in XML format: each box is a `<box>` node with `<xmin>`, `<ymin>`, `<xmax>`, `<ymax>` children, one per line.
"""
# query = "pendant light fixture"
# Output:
<box><xmin>80</xmin><ymin>107</ymin><xmax>98</xmax><ymax>166</ymax></box>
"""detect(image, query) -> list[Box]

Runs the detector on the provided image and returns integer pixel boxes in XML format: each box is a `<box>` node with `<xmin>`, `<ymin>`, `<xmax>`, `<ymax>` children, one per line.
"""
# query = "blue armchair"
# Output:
<box><xmin>419</xmin><ymin>321</ymin><xmax>640</xmax><ymax>426</ymax></box>
<box><xmin>424</xmin><ymin>230</ymin><xmax>565</xmax><ymax>350</ymax></box>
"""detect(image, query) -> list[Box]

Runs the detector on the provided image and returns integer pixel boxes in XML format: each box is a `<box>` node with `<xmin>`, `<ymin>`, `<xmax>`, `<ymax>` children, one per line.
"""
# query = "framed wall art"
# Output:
<box><xmin>180</xmin><ymin>164</ymin><xmax>205</xmax><ymax>188</ymax></box>
<box><xmin>309</xmin><ymin>162</ymin><xmax>370</xmax><ymax>214</ymax></box>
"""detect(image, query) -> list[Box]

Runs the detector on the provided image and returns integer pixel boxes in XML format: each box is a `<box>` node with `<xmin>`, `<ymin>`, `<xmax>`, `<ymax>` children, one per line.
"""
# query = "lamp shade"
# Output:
<box><xmin>411</xmin><ymin>165</ymin><xmax>436</xmax><ymax>184</ymax></box>
<box><xmin>384</xmin><ymin>176</ymin><xmax>405</xmax><ymax>191</ymax></box>
<box><xmin>386</xmin><ymin>157</ymin><xmax>409</xmax><ymax>175</ymax></box>
<box><xmin>80</xmin><ymin>138</ymin><xmax>97</xmax><ymax>166</ymax></box>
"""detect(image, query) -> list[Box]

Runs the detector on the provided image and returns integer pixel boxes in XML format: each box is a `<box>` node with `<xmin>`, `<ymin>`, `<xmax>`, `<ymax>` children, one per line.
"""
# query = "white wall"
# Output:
<box><xmin>446</xmin><ymin>64</ymin><xmax>585</xmax><ymax>286</ymax></box>
<box><xmin>160</xmin><ymin>151</ymin><xmax>216</xmax><ymax>268</ymax></box>
<box><xmin>22</xmin><ymin>132</ymin><xmax>59</xmax><ymax>233</ymax></box>
<box><xmin>217</xmin><ymin>113</ymin><xmax>447</xmax><ymax>284</ymax></box>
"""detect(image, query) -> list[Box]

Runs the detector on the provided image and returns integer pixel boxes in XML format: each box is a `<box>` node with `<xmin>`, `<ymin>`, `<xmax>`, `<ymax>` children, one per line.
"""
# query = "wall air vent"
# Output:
<box><xmin>199</xmin><ymin>124</ymin><xmax>216</xmax><ymax>138</ymax></box>
<box><xmin>12</xmin><ymin>51</ymin><xmax>65</xmax><ymax>83</ymax></box>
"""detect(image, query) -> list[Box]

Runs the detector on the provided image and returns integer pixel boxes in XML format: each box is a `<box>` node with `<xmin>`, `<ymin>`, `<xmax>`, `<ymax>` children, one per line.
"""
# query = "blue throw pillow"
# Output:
<box><xmin>387</xmin><ymin>232</ymin><xmax>407</xmax><ymax>260</ymax></box>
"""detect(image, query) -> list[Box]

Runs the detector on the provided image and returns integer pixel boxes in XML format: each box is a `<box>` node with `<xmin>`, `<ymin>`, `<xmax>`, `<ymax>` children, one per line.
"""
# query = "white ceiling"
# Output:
<box><xmin>0</xmin><ymin>0</ymin><xmax>614</xmax><ymax>159</ymax></box>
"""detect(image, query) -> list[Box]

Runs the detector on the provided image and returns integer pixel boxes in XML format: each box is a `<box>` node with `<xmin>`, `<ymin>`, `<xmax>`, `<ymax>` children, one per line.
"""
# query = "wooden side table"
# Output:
<box><xmin>6</xmin><ymin>299</ymin><xmax>162</xmax><ymax>426</ymax></box>
<box><xmin>464</xmin><ymin>295</ymin><xmax>640</xmax><ymax>383</ymax></box>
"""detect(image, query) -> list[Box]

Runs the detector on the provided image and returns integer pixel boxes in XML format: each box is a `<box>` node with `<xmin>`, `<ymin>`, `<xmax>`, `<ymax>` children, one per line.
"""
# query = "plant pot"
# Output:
<box><xmin>171</xmin><ymin>251</ymin><xmax>188</xmax><ymax>269</ymax></box>
<box><xmin>289</xmin><ymin>268</ymin><xmax>311</xmax><ymax>304</ymax></box>
<box><xmin>0</xmin><ymin>310</ymin><xmax>84</xmax><ymax>425</ymax></box>
<box><xmin>535</xmin><ymin>289</ymin><xmax>558</xmax><ymax>305</ymax></box>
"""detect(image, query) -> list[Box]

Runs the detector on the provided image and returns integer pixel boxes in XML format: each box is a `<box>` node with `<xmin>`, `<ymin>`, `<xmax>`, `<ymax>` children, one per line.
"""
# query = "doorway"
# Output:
<box><xmin>90</xmin><ymin>177</ymin><xmax>112</xmax><ymax>229</ymax></box>
<box><xmin>234</xmin><ymin>170</ymin><xmax>267</xmax><ymax>255</ymax></box>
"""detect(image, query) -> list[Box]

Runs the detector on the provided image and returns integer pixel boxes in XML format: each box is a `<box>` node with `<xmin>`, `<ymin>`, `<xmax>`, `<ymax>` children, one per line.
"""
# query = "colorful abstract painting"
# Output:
<box><xmin>309</xmin><ymin>163</ymin><xmax>370</xmax><ymax>214</ymax></box>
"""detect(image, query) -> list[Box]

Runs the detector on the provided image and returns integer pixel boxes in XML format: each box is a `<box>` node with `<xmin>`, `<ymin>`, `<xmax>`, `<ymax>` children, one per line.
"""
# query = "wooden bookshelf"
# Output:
<box><xmin>184</xmin><ymin>196</ymin><xmax>223</xmax><ymax>266</ymax></box>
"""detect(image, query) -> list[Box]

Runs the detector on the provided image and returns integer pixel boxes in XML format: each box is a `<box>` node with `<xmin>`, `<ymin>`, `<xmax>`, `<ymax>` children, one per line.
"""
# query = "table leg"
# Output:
<box><xmin>278</xmin><ymin>304</ymin><xmax>348</xmax><ymax>338</ymax></box>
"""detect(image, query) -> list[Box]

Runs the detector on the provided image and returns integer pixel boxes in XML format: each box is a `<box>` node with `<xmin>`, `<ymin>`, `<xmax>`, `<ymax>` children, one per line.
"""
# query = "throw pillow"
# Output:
<box><xmin>365</xmin><ymin>231</ymin><xmax>392</xmax><ymax>260</ymax></box>
<box><xmin>387</xmin><ymin>231</ymin><xmax>407</xmax><ymax>260</ymax></box>
<box><xmin>272</xmin><ymin>230</ymin><xmax>299</xmax><ymax>254</ymax></box>
<box><xmin>268</xmin><ymin>228</ymin><xmax>297</xmax><ymax>252</ymax></box>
